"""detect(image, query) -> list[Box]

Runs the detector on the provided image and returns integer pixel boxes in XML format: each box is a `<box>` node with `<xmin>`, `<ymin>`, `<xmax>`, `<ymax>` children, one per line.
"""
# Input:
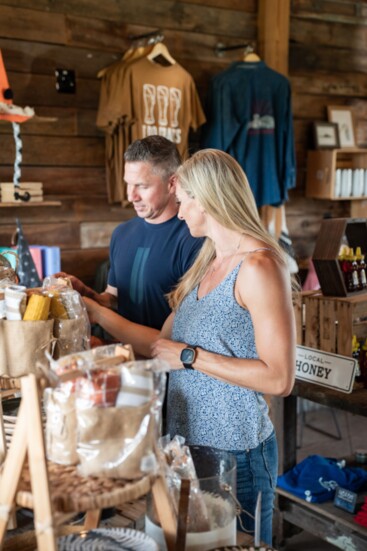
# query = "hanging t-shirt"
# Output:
<box><xmin>120</xmin><ymin>57</ymin><xmax>206</xmax><ymax>159</ymax></box>
<box><xmin>201</xmin><ymin>61</ymin><xmax>296</xmax><ymax>208</ymax></box>
<box><xmin>96</xmin><ymin>54</ymin><xmax>205</xmax><ymax>203</ymax></box>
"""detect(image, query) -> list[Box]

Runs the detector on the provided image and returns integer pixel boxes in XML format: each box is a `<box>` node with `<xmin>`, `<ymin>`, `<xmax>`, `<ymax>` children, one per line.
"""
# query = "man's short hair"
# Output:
<box><xmin>124</xmin><ymin>136</ymin><xmax>181</xmax><ymax>181</ymax></box>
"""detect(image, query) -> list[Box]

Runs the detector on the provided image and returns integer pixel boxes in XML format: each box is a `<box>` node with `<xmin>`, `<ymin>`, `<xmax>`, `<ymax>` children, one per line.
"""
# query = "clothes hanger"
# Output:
<box><xmin>243</xmin><ymin>45</ymin><xmax>261</xmax><ymax>62</ymax></box>
<box><xmin>146</xmin><ymin>42</ymin><xmax>176</xmax><ymax>66</ymax></box>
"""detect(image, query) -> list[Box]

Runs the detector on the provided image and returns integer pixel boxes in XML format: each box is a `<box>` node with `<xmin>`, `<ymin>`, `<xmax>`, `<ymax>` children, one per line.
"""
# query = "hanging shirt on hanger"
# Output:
<box><xmin>120</xmin><ymin>56</ymin><xmax>206</xmax><ymax>159</ymax></box>
<box><xmin>96</xmin><ymin>50</ymin><xmax>205</xmax><ymax>204</ymax></box>
<box><xmin>201</xmin><ymin>60</ymin><xmax>296</xmax><ymax>208</ymax></box>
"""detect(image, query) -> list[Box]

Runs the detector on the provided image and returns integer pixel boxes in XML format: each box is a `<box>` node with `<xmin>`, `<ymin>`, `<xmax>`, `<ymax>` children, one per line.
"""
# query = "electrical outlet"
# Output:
<box><xmin>55</xmin><ymin>68</ymin><xmax>76</xmax><ymax>94</ymax></box>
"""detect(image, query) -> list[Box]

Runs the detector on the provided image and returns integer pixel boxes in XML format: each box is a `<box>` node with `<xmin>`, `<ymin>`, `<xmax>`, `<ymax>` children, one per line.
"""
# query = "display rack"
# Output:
<box><xmin>0</xmin><ymin>373</ymin><xmax>178</xmax><ymax>551</ymax></box>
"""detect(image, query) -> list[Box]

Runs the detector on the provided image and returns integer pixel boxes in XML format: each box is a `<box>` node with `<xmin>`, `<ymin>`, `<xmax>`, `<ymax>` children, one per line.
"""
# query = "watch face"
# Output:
<box><xmin>181</xmin><ymin>347</ymin><xmax>195</xmax><ymax>364</ymax></box>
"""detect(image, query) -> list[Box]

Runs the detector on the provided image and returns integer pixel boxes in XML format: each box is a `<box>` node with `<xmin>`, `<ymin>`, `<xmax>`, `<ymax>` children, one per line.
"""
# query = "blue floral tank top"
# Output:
<box><xmin>167</xmin><ymin>258</ymin><xmax>274</xmax><ymax>450</ymax></box>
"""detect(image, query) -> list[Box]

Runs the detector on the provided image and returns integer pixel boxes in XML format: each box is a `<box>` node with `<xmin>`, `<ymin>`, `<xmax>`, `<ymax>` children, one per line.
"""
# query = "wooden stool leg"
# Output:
<box><xmin>151</xmin><ymin>476</ymin><xmax>177</xmax><ymax>551</ymax></box>
<box><xmin>22</xmin><ymin>374</ymin><xmax>57</xmax><ymax>551</ymax></box>
<box><xmin>0</xmin><ymin>400</ymin><xmax>27</xmax><ymax>543</ymax></box>
<box><xmin>84</xmin><ymin>509</ymin><xmax>101</xmax><ymax>530</ymax></box>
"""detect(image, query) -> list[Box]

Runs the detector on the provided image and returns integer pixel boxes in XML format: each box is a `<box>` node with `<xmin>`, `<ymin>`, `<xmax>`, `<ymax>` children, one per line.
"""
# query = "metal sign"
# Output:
<box><xmin>296</xmin><ymin>345</ymin><xmax>357</xmax><ymax>393</ymax></box>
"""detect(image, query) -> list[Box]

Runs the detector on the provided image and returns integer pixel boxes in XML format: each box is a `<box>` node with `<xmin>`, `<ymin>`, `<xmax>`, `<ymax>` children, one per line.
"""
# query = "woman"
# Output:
<box><xmin>151</xmin><ymin>149</ymin><xmax>296</xmax><ymax>545</ymax></box>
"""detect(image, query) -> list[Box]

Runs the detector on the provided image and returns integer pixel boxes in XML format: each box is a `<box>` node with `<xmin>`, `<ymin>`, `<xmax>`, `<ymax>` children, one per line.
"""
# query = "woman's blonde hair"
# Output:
<box><xmin>169</xmin><ymin>149</ymin><xmax>291</xmax><ymax>309</ymax></box>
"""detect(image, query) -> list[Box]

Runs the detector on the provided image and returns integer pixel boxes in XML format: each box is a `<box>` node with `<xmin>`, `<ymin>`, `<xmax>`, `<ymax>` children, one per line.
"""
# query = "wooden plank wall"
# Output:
<box><xmin>0</xmin><ymin>0</ymin><xmax>366</xmax><ymax>286</ymax></box>
<box><xmin>288</xmin><ymin>0</ymin><xmax>367</xmax><ymax>258</ymax></box>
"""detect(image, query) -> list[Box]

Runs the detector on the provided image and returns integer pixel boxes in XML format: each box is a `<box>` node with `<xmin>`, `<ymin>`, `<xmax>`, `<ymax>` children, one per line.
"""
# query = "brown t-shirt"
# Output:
<box><xmin>96</xmin><ymin>55</ymin><xmax>205</xmax><ymax>202</ymax></box>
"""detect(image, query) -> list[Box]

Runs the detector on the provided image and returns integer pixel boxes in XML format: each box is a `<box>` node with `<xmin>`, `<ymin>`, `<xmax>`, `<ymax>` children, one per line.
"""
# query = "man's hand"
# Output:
<box><xmin>53</xmin><ymin>272</ymin><xmax>93</xmax><ymax>297</ymax></box>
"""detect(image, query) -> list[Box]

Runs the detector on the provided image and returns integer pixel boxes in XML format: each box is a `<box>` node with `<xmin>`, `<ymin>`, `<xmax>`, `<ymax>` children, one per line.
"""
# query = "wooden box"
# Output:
<box><xmin>300</xmin><ymin>291</ymin><xmax>367</xmax><ymax>357</ymax></box>
<box><xmin>312</xmin><ymin>217</ymin><xmax>367</xmax><ymax>297</ymax></box>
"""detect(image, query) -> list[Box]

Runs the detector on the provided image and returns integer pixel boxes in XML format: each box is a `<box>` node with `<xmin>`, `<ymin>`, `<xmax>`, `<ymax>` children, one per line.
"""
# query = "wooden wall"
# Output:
<box><xmin>0</xmin><ymin>0</ymin><xmax>366</xmax><ymax>286</ymax></box>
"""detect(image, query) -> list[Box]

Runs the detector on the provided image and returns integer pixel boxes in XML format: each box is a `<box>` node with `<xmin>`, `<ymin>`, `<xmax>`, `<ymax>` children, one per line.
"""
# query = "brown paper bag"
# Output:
<box><xmin>0</xmin><ymin>319</ymin><xmax>54</xmax><ymax>377</ymax></box>
<box><xmin>77</xmin><ymin>401</ymin><xmax>156</xmax><ymax>479</ymax></box>
<box><xmin>53</xmin><ymin>317</ymin><xmax>88</xmax><ymax>359</ymax></box>
<box><xmin>44</xmin><ymin>388</ymin><xmax>78</xmax><ymax>465</ymax></box>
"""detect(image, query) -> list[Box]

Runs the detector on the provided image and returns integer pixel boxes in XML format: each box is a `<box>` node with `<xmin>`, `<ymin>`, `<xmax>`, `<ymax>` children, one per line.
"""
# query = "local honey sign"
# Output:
<box><xmin>296</xmin><ymin>345</ymin><xmax>357</xmax><ymax>393</ymax></box>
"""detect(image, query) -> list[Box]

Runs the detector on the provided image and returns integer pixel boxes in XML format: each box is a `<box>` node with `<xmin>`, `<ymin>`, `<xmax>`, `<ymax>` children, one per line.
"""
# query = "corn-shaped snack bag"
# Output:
<box><xmin>23</xmin><ymin>293</ymin><xmax>51</xmax><ymax>321</ymax></box>
<box><xmin>50</xmin><ymin>292</ymin><xmax>68</xmax><ymax>320</ymax></box>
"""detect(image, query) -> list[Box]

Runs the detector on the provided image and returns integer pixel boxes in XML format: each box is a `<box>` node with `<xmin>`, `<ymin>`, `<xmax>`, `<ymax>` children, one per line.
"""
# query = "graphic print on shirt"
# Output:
<box><xmin>246</xmin><ymin>100</ymin><xmax>275</xmax><ymax>135</ymax></box>
<box><xmin>129</xmin><ymin>247</ymin><xmax>150</xmax><ymax>304</ymax></box>
<box><xmin>142</xmin><ymin>84</ymin><xmax>182</xmax><ymax>144</ymax></box>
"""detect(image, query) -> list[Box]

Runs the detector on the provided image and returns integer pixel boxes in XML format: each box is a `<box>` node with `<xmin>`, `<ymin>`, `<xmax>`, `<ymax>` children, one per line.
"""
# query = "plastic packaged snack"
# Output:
<box><xmin>75</xmin><ymin>359</ymin><xmax>168</xmax><ymax>479</ymax></box>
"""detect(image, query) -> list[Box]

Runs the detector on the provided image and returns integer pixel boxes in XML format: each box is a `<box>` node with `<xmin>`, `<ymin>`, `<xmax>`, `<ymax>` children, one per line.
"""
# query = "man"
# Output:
<box><xmin>57</xmin><ymin>136</ymin><xmax>202</xmax><ymax>356</ymax></box>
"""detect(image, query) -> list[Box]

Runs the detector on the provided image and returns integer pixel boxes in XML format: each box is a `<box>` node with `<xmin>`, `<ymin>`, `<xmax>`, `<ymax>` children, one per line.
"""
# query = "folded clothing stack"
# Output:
<box><xmin>277</xmin><ymin>455</ymin><xmax>367</xmax><ymax>503</ymax></box>
<box><xmin>354</xmin><ymin>496</ymin><xmax>367</xmax><ymax>527</ymax></box>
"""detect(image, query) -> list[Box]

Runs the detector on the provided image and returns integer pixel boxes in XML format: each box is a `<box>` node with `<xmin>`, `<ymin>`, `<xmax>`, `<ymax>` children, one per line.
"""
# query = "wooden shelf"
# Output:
<box><xmin>275</xmin><ymin>378</ymin><xmax>367</xmax><ymax>550</ymax></box>
<box><xmin>277</xmin><ymin>488</ymin><xmax>367</xmax><ymax>549</ymax></box>
<box><xmin>0</xmin><ymin>201</ymin><xmax>61</xmax><ymax>208</ymax></box>
<box><xmin>292</xmin><ymin>380</ymin><xmax>367</xmax><ymax>416</ymax></box>
<box><xmin>306</xmin><ymin>148</ymin><xmax>367</xmax><ymax>200</ymax></box>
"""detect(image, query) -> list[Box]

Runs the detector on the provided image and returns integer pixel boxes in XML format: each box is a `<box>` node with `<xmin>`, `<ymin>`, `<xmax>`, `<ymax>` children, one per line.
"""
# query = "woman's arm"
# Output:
<box><xmin>83</xmin><ymin>297</ymin><xmax>159</xmax><ymax>358</ymax></box>
<box><xmin>152</xmin><ymin>253</ymin><xmax>296</xmax><ymax>397</ymax></box>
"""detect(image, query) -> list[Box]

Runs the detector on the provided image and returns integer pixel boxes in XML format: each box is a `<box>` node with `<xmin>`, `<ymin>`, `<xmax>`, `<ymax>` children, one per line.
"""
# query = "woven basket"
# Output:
<box><xmin>16</xmin><ymin>461</ymin><xmax>154</xmax><ymax>513</ymax></box>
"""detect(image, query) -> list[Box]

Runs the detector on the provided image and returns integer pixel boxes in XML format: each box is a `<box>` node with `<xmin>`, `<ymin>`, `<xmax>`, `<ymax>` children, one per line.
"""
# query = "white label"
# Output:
<box><xmin>296</xmin><ymin>345</ymin><xmax>357</xmax><ymax>393</ymax></box>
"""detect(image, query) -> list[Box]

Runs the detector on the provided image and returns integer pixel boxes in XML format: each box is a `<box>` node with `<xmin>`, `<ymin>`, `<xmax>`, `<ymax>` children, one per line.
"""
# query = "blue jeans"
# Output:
<box><xmin>229</xmin><ymin>431</ymin><xmax>278</xmax><ymax>546</ymax></box>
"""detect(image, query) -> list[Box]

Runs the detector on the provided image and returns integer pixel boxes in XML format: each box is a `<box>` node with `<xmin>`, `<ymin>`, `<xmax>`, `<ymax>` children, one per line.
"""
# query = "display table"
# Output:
<box><xmin>275</xmin><ymin>381</ymin><xmax>367</xmax><ymax>550</ymax></box>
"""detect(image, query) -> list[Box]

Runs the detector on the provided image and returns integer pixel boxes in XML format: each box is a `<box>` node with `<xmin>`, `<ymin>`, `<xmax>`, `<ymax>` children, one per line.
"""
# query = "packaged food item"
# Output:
<box><xmin>44</xmin><ymin>387</ymin><xmax>78</xmax><ymax>465</ymax></box>
<box><xmin>75</xmin><ymin>359</ymin><xmax>167</xmax><ymax>479</ymax></box>
<box><xmin>23</xmin><ymin>293</ymin><xmax>51</xmax><ymax>321</ymax></box>
<box><xmin>45</xmin><ymin>344</ymin><xmax>138</xmax><ymax>466</ymax></box>
<box><xmin>4</xmin><ymin>284</ymin><xmax>26</xmax><ymax>320</ymax></box>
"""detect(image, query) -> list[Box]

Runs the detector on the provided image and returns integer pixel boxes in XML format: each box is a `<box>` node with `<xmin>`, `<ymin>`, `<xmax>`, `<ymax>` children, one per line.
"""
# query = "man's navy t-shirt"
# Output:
<box><xmin>108</xmin><ymin>215</ymin><xmax>203</xmax><ymax>330</ymax></box>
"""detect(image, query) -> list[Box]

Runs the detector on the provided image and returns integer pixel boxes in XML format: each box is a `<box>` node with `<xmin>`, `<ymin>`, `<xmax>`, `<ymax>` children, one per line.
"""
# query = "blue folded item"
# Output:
<box><xmin>277</xmin><ymin>455</ymin><xmax>367</xmax><ymax>503</ymax></box>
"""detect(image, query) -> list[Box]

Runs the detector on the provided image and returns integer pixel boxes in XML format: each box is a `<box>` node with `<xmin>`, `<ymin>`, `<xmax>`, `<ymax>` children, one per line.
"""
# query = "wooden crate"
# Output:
<box><xmin>312</xmin><ymin>217</ymin><xmax>367</xmax><ymax>297</ymax></box>
<box><xmin>301</xmin><ymin>292</ymin><xmax>367</xmax><ymax>356</ymax></box>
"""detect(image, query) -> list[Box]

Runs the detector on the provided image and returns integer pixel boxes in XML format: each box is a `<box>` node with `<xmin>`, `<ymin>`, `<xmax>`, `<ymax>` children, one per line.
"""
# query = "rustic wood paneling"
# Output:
<box><xmin>0</xmin><ymin>37</ymin><xmax>121</xmax><ymax>78</ymax></box>
<box><xmin>80</xmin><ymin>221</ymin><xmax>121</xmax><ymax>248</ymax></box>
<box><xmin>0</xmin><ymin>0</ymin><xmax>256</xmax><ymax>39</ymax></box>
<box><xmin>0</xmin><ymin>167</ymin><xmax>106</xmax><ymax>195</ymax></box>
<box><xmin>6</xmin><ymin>72</ymin><xmax>99</xmax><ymax>109</ymax></box>
<box><xmin>0</xmin><ymin>222</ymin><xmax>80</xmax><ymax>248</ymax></box>
<box><xmin>0</xmin><ymin>5</ymin><xmax>67</xmax><ymax>43</ymax></box>
<box><xmin>61</xmin><ymin>247</ymin><xmax>109</xmax><ymax>287</ymax></box>
<box><xmin>292</xmin><ymin>0</ymin><xmax>367</xmax><ymax>20</ymax></box>
<box><xmin>0</xmin><ymin>135</ymin><xmax>104</xmax><ymax>166</ymax></box>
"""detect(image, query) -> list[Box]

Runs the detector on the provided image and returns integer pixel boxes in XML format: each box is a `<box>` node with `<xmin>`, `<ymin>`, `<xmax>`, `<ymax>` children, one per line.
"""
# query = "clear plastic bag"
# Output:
<box><xmin>45</xmin><ymin>344</ymin><xmax>135</xmax><ymax>465</ymax></box>
<box><xmin>42</xmin><ymin>278</ymin><xmax>91</xmax><ymax>358</ymax></box>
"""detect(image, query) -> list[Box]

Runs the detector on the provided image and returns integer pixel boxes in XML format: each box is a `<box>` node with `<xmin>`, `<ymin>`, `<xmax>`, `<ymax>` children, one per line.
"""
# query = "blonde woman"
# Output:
<box><xmin>152</xmin><ymin>149</ymin><xmax>296</xmax><ymax>545</ymax></box>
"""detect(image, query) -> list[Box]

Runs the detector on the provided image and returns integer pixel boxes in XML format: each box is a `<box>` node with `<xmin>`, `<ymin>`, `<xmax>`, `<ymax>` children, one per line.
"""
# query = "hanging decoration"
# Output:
<box><xmin>0</xmin><ymin>49</ymin><xmax>35</xmax><ymax>202</ymax></box>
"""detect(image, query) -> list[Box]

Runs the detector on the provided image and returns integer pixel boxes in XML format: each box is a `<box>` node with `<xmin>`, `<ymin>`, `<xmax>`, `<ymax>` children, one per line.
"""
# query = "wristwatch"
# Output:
<box><xmin>180</xmin><ymin>346</ymin><xmax>197</xmax><ymax>370</ymax></box>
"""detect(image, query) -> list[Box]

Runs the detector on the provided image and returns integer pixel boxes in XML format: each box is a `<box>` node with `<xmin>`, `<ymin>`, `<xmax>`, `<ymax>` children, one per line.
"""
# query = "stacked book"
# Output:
<box><xmin>0</xmin><ymin>182</ymin><xmax>43</xmax><ymax>203</ymax></box>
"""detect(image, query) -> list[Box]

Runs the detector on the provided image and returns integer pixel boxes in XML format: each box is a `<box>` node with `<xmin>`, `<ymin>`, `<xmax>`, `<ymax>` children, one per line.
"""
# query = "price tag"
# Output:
<box><xmin>333</xmin><ymin>486</ymin><xmax>358</xmax><ymax>514</ymax></box>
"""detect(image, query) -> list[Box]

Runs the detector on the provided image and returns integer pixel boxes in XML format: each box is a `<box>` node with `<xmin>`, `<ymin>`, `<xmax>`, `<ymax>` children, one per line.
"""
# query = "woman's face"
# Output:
<box><xmin>176</xmin><ymin>183</ymin><xmax>206</xmax><ymax>237</ymax></box>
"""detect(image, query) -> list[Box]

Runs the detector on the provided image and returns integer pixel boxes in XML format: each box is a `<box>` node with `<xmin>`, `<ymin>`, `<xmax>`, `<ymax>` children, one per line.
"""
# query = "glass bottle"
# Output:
<box><xmin>355</xmin><ymin>247</ymin><xmax>367</xmax><ymax>290</ymax></box>
<box><xmin>346</xmin><ymin>248</ymin><xmax>359</xmax><ymax>292</ymax></box>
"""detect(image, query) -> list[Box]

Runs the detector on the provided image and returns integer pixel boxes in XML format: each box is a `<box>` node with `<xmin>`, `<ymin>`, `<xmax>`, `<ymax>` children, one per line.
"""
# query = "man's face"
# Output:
<box><xmin>125</xmin><ymin>161</ymin><xmax>175</xmax><ymax>223</ymax></box>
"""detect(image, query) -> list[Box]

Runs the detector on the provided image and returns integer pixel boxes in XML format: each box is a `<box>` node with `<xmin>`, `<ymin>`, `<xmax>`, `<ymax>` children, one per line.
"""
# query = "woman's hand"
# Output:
<box><xmin>151</xmin><ymin>338</ymin><xmax>186</xmax><ymax>370</ymax></box>
<box><xmin>83</xmin><ymin>296</ymin><xmax>102</xmax><ymax>325</ymax></box>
